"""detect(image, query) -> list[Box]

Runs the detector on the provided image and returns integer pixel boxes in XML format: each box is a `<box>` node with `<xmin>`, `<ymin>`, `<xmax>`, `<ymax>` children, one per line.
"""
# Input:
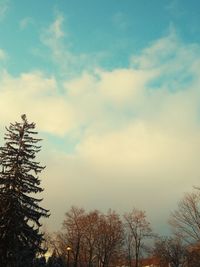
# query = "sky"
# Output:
<box><xmin>0</xmin><ymin>0</ymin><xmax>200</xmax><ymax>234</ymax></box>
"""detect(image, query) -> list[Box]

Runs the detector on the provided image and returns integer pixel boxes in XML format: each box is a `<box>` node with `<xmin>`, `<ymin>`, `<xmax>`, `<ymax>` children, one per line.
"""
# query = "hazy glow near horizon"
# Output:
<box><xmin>0</xmin><ymin>0</ymin><xmax>200</xmax><ymax>234</ymax></box>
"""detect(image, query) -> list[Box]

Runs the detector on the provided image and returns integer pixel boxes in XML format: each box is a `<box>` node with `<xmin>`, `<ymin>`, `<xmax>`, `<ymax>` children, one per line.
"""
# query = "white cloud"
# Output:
<box><xmin>1</xmin><ymin>31</ymin><xmax>200</xmax><ymax>233</ymax></box>
<box><xmin>0</xmin><ymin>71</ymin><xmax>75</xmax><ymax>135</ymax></box>
<box><xmin>96</xmin><ymin>68</ymin><xmax>156</xmax><ymax>105</ymax></box>
<box><xmin>49</xmin><ymin>32</ymin><xmax>200</xmax><ymax>231</ymax></box>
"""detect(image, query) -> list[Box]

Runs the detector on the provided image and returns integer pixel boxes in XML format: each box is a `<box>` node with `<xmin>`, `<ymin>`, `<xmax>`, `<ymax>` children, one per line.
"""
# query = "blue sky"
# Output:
<box><xmin>2</xmin><ymin>0</ymin><xmax>200</xmax><ymax>75</ymax></box>
<box><xmin>1</xmin><ymin>0</ymin><xmax>200</xmax><ymax>234</ymax></box>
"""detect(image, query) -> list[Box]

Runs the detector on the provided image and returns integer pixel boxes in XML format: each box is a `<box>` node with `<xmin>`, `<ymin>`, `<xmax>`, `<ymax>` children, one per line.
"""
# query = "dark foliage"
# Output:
<box><xmin>0</xmin><ymin>115</ymin><xmax>50</xmax><ymax>267</ymax></box>
<box><xmin>47</xmin><ymin>251</ymin><xmax>66</xmax><ymax>267</ymax></box>
<box><xmin>33</xmin><ymin>256</ymin><xmax>46</xmax><ymax>267</ymax></box>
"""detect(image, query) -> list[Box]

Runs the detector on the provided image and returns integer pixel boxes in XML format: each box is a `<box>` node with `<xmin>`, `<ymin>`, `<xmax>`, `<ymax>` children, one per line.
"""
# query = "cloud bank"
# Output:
<box><xmin>0</xmin><ymin>16</ymin><xmax>200</xmax><ymax>233</ymax></box>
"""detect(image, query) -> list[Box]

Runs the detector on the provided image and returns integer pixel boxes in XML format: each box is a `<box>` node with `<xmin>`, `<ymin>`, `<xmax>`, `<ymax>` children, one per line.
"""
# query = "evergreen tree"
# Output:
<box><xmin>0</xmin><ymin>115</ymin><xmax>50</xmax><ymax>267</ymax></box>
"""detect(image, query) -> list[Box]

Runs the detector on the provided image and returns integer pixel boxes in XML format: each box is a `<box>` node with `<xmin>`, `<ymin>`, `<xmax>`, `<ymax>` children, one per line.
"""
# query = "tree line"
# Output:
<box><xmin>46</xmin><ymin>193</ymin><xmax>200</xmax><ymax>267</ymax></box>
<box><xmin>46</xmin><ymin>206</ymin><xmax>154</xmax><ymax>267</ymax></box>
<box><xmin>0</xmin><ymin>115</ymin><xmax>200</xmax><ymax>267</ymax></box>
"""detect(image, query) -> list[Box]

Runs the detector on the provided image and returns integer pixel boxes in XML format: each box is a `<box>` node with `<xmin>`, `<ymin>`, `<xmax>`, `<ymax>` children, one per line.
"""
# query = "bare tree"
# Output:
<box><xmin>56</xmin><ymin>207</ymin><xmax>124</xmax><ymax>267</ymax></box>
<box><xmin>44</xmin><ymin>230</ymin><xmax>65</xmax><ymax>261</ymax></box>
<box><xmin>169</xmin><ymin>191</ymin><xmax>200</xmax><ymax>244</ymax></box>
<box><xmin>95</xmin><ymin>210</ymin><xmax>124</xmax><ymax>267</ymax></box>
<box><xmin>124</xmin><ymin>208</ymin><xmax>154</xmax><ymax>267</ymax></box>
<box><xmin>62</xmin><ymin>206</ymin><xmax>86</xmax><ymax>267</ymax></box>
<box><xmin>124</xmin><ymin>232</ymin><xmax>133</xmax><ymax>267</ymax></box>
<box><xmin>154</xmin><ymin>236</ymin><xmax>187</xmax><ymax>267</ymax></box>
<box><xmin>80</xmin><ymin>210</ymin><xmax>100</xmax><ymax>267</ymax></box>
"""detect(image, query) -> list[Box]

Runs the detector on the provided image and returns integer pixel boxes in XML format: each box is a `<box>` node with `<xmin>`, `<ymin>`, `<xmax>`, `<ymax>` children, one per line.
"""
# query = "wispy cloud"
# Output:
<box><xmin>0</xmin><ymin>0</ymin><xmax>9</xmax><ymax>21</ymax></box>
<box><xmin>0</xmin><ymin>49</ymin><xmax>7</xmax><ymax>60</ymax></box>
<box><xmin>165</xmin><ymin>0</ymin><xmax>185</xmax><ymax>18</ymax></box>
<box><xmin>112</xmin><ymin>12</ymin><xmax>128</xmax><ymax>30</ymax></box>
<box><xmin>40</xmin><ymin>13</ymin><xmax>109</xmax><ymax>78</ymax></box>
<box><xmin>40</xmin><ymin>13</ymin><xmax>78</xmax><ymax>77</ymax></box>
<box><xmin>49</xmin><ymin>14</ymin><xmax>64</xmax><ymax>39</ymax></box>
<box><xmin>19</xmin><ymin>17</ymin><xmax>34</xmax><ymax>30</ymax></box>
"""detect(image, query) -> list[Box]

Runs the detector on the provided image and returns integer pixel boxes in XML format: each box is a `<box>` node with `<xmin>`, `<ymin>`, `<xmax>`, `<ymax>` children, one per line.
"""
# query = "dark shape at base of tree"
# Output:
<box><xmin>0</xmin><ymin>115</ymin><xmax>50</xmax><ymax>267</ymax></box>
<box><xmin>46</xmin><ymin>251</ymin><xmax>65</xmax><ymax>267</ymax></box>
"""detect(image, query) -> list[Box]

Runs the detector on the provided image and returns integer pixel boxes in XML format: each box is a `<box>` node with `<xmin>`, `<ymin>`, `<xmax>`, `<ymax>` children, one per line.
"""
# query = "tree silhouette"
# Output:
<box><xmin>124</xmin><ymin>208</ymin><xmax>154</xmax><ymax>267</ymax></box>
<box><xmin>0</xmin><ymin>115</ymin><xmax>49</xmax><ymax>267</ymax></box>
<box><xmin>169</xmin><ymin>191</ymin><xmax>200</xmax><ymax>244</ymax></box>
